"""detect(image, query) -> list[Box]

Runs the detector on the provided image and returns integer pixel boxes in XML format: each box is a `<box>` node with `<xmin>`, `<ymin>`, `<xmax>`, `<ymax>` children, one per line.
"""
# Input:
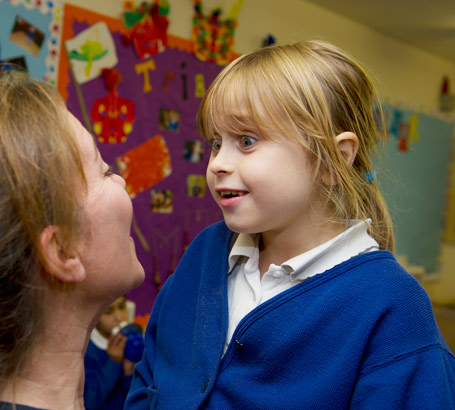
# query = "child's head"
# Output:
<box><xmin>197</xmin><ymin>40</ymin><xmax>394</xmax><ymax>251</ymax></box>
<box><xmin>96</xmin><ymin>296</ymin><xmax>129</xmax><ymax>338</ymax></box>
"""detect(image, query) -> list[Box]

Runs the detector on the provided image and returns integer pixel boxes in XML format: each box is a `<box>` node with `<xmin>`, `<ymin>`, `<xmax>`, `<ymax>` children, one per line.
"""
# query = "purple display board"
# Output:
<box><xmin>64</xmin><ymin>19</ymin><xmax>224</xmax><ymax>316</ymax></box>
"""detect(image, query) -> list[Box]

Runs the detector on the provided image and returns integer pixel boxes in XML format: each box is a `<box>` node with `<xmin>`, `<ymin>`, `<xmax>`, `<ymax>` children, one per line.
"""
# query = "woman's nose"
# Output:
<box><xmin>113</xmin><ymin>173</ymin><xmax>126</xmax><ymax>188</ymax></box>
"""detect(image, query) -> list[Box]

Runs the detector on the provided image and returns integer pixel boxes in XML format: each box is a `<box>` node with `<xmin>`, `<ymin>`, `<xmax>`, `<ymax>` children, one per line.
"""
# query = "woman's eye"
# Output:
<box><xmin>104</xmin><ymin>166</ymin><xmax>114</xmax><ymax>177</ymax></box>
<box><xmin>240</xmin><ymin>135</ymin><xmax>257</xmax><ymax>148</ymax></box>
<box><xmin>211</xmin><ymin>138</ymin><xmax>222</xmax><ymax>151</ymax></box>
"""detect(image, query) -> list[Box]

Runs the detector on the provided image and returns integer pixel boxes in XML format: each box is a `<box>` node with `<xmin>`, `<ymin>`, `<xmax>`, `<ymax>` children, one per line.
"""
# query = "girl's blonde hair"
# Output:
<box><xmin>0</xmin><ymin>71</ymin><xmax>86</xmax><ymax>387</ymax></box>
<box><xmin>197</xmin><ymin>40</ymin><xmax>394</xmax><ymax>251</ymax></box>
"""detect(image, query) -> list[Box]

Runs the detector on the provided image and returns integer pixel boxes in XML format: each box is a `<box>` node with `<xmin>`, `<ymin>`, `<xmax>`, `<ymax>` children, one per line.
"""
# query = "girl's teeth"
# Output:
<box><xmin>221</xmin><ymin>191</ymin><xmax>245</xmax><ymax>198</ymax></box>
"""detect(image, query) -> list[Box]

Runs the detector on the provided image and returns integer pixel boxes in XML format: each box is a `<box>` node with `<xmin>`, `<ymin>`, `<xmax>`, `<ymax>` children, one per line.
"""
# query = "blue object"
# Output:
<box><xmin>119</xmin><ymin>323</ymin><xmax>145</xmax><ymax>363</ymax></box>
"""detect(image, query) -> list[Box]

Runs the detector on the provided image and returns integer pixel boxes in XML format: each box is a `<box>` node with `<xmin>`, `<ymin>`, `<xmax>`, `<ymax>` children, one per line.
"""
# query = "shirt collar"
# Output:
<box><xmin>228</xmin><ymin>220</ymin><xmax>379</xmax><ymax>281</ymax></box>
<box><xmin>90</xmin><ymin>327</ymin><xmax>108</xmax><ymax>350</ymax></box>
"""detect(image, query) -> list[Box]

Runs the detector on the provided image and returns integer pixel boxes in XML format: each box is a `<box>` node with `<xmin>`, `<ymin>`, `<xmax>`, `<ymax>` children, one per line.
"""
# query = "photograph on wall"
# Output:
<box><xmin>0</xmin><ymin>55</ymin><xmax>28</xmax><ymax>72</ymax></box>
<box><xmin>183</xmin><ymin>139</ymin><xmax>204</xmax><ymax>163</ymax></box>
<box><xmin>0</xmin><ymin>0</ymin><xmax>63</xmax><ymax>84</ymax></box>
<box><xmin>9</xmin><ymin>15</ymin><xmax>45</xmax><ymax>57</ymax></box>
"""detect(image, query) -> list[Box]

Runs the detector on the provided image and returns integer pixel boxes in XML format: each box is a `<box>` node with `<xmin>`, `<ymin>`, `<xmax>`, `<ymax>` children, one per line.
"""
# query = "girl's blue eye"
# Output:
<box><xmin>240</xmin><ymin>135</ymin><xmax>257</xmax><ymax>148</ymax></box>
<box><xmin>211</xmin><ymin>138</ymin><xmax>222</xmax><ymax>151</ymax></box>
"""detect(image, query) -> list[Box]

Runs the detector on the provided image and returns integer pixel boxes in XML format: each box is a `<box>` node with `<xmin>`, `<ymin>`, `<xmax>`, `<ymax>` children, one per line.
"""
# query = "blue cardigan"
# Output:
<box><xmin>126</xmin><ymin>221</ymin><xmax>455</xmax><ymax>409</ymax></box>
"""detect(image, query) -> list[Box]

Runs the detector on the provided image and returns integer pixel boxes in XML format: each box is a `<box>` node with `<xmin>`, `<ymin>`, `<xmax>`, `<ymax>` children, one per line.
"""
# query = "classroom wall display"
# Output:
<box><xmin>0</xmin><ymin>0</ymin><xmax>63</xmax><ymax>84</ymax></box>
<box><xmin>58</xmin><ymin>3</ymin><xmax>230</xmax><ymax>319</ymax></box>
<box><xmin>192</xmin><ymin>0</ymin><xmax>244</xmax><ymax>65</ymax></box>
<box><xmin>375</xmin><ymin>105</ymin><xmax>454</xmax><ymax>274</ymax></box>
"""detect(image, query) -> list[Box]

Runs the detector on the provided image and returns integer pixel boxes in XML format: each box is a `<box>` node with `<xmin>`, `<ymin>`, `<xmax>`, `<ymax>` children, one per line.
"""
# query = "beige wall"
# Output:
<box><xmin>65</xmin><ymin>0</ymin><xmax>455</xmax><ymax>303</ymax></box>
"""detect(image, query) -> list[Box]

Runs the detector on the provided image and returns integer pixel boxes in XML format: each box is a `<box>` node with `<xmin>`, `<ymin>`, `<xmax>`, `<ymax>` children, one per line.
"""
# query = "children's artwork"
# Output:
<box><xmin>0</xmin><ymin>0</ymin><xmax>63</xmax><ymax>84</ymax></box>
<box><xmin>122</xmin><ymin>0</ymin><xmax>170</xmax><ymax>59</ymax></box>
<box><xmin>59</xmin><ymin>4</ymin><xmax>228</xmax><ymax>316</ymax></box>
<box><xmin>116</xmin><ymin>135</ymin><xmax>172</xmax><ymax>198</ymax></box>
<box><xmin>159</xmin><ymin>107</ymin><xmax>181</xmax><ymax>132</ymax></box>
<box><xmin>192</xmin><ymin>0</ymin><xmax>243</xmax><ymax>65</ymax></box>
<box><xmin>151</xmin><ymin>189</ymin><xmax>173</xmax><ymax>213</ymax></box>
<box><xmin>91</xmin><ymin>68</ymin><xmax>136</xmax><ymax>144</ymax></box>
<box><xmin>183</xmin><ymin>140</ymin><xmax>204</xmax><ymax>163</ymax></box>
<box><xmin>187</xmin><ymin>175</ymin><xmax>206</xmax><ymax>198</ymax></box>
<box><xmin>65</xmin><ymin>21</ymin><xmax>117</xmax><ymax>84</ymax></box>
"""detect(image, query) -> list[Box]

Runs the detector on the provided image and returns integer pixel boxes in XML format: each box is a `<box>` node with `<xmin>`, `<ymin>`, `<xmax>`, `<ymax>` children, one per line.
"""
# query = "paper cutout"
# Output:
<box><xmin>162</xmin><ymin>72</ymin><xmax>175</xmax><ymax>91</ymax></box>
<box><xmin>194</xmin><ymin>73</ymin><xmax>205</xmax><ymax>97</ymax></box>
<box><xmin>408</xmin><ymin>114</ymin><xmax>420</xmax><ymax>144</ymax></box>
<box><xmin>122</xmin><ymin>0</ymin><xmax>170</xmax><ymax>59</ymax></box>
<box><xmin>116</xmin><ymin>134</ymin><xmax>172</xmax><ymax>198</ymax></box>
<box><xmin>135</xmin><ymin>59</ymin><xmax>156</xmax><ymax>92</ymax></box>
<box><xmin>91</xmin><ymin>68</ymin><xmax>135</xmax><ymax>144</ymax></box>
<box><xmin>183</xmin><ymin>140</ymin><xmax>204</xmax><ymax>163</ymax></box>
<box><xmin>151</xmin><ymin>189</ymin><xmax>173</xmax><ymax>213</ymax></box>
<box><xmin>159</xmin><ymin>108</ymin><xmax>181</xmax><ymax>132</ymax></box>
<box><xmin>192</xmin><ymin>0</ymin><xmax>243</xmax><ymax>65</ymax></box>
<box><xmin>65</xmin><ymin>21</ymin><xmax>117</xmax><ymax>84</ymax></box>
<box><xmin>388</xmin><ymin>109</ymin><xmax>403</xmax><ymax>138</ymax></box>
<box><xmin>187</xmin><ymin>175</ymin><xmax>206</xmax><ymax>197</ymax></box>
<box><xmin>181</xmin><ymin>61</ymin><xmax>188</xmax><ymax>100</ymax></box>
<box><xmin>398</xmin><ymin>122</ymin><xmax>409</xmax><ymax>152</ymax></box>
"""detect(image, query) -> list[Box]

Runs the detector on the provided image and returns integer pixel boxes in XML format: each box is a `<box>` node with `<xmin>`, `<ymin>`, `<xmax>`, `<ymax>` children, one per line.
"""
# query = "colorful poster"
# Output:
<box><xmin>0</xmin><ymin>0</ymin><xmax>63</xmax><ymax>84</ymax></box>
<box><xmin>65</xmin><ymin>21</ymin><xmax>118</xmax><ymax>84</ymax></box>
<box><xmin>59</xmin><ymin>4</ymin><xmax>224</xmax><ymax>317</ymax></box>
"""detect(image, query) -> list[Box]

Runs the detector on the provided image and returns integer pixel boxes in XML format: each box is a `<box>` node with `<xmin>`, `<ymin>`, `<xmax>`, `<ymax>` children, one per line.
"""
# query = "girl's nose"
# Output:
<box><xmin>207</xmin><ymin>147</ymin><xmax>234</xmax><ymax>175</ymax></box>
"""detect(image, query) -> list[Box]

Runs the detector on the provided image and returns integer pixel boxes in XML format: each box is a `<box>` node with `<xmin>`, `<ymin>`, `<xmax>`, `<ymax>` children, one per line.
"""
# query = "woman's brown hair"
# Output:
<box><xmin>0</xmin><ymin>71</ymin><xmax>86</xmax><ymax>387</ymax></box>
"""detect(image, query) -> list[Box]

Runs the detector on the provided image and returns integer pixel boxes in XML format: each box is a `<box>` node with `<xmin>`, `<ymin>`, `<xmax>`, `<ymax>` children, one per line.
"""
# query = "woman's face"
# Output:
<box><xmin>70</xmin><ymin>113</ymin><xmax>144</xmax><ymax>300</ymax></box>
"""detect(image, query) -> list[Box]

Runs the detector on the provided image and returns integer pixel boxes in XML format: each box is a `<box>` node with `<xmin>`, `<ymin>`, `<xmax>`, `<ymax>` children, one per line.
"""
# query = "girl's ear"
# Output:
<box><xmin>322</xmin><ymin>132</ymin><xmax>359</xmax><ymax>185</ymax></box>
<box><xmin>39</xmin><ymin>226</ymin><xmax>86</xmax><ymax>283</ymax></box>
<box><xmin>335</xmin><ymin>131</ymin><xmax>359</xmax><ymax>167</ymax></box>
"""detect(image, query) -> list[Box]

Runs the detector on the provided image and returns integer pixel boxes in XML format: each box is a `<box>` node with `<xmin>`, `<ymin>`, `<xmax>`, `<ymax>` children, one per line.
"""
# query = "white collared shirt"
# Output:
<box><xmin>225</xmin><ymin>220</ymin><xmax>379</xmax><ymax>352</ymax></box>
<box><xmin>90</xmin><ymin>326</ymin><xmax>108</xmax><ymax>350</ymax></box>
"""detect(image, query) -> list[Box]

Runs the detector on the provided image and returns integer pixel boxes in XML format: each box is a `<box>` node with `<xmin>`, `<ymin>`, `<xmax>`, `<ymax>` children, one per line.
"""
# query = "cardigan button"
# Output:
<box><xmin>202</xmin><ymin>380</ymin><xmax>209</xmax><ymax>393</ymax></box>
<box><xmin>234</xmin><ymin>339</ymin><xmax>244</xmax><ymax>350</ymax></box>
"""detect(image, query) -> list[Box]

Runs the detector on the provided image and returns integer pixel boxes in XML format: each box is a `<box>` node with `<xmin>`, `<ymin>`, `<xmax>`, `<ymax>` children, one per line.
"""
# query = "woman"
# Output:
<box><xmin>0</xmin><ymin>71</ymin><xmax>145</xmax><ymax>409</ymax></box>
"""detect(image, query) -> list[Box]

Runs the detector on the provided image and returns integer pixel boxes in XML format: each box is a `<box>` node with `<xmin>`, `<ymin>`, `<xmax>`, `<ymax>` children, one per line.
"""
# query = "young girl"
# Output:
<box><xmin>126</xmin><ymin>41</ymin><xmax>455</xmax><ymax>409</ymax></box>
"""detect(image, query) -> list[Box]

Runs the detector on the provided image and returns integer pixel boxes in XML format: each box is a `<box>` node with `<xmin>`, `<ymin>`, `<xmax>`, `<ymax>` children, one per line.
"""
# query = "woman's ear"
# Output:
<box><xmin>335</xmin><ymin>131</ymin><xmax>359</xmax><ymax>167</ymax></box>
<box><xmin>39</xmin><ymin>226</ymin><xmax>86</xmax><ymax>283</ymax></box>
<box><xmin>322</xmin><ymin>132</ymin><xmax>359</xmax><ymax>185</ymax></box>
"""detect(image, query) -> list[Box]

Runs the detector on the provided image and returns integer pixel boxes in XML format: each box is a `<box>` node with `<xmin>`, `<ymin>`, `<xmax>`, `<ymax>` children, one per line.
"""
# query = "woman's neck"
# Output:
<box><xmin>0</xmin><ymin>351</ymin><xmax>85</xmax><ymax>410</ymax></box>
<box><xmin>0</xmin><ymin>309</ymin><xmax>92</xmax><ymax>409</ymax></box>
